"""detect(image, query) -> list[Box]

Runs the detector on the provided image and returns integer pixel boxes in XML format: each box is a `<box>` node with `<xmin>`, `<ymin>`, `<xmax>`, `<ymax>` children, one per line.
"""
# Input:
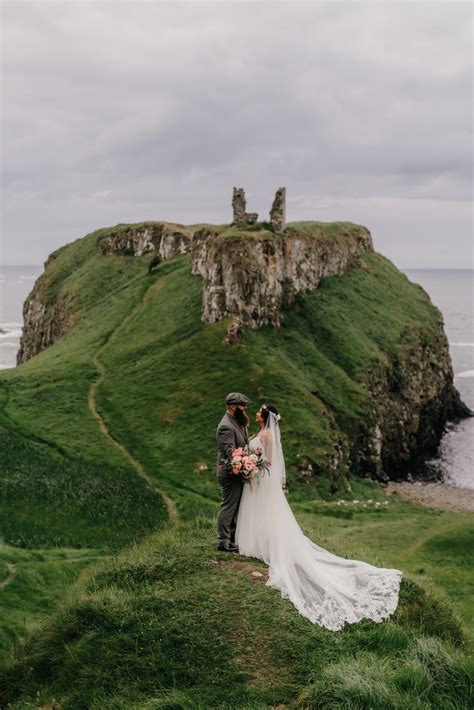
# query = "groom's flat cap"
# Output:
<box><xmin>225</xmin><ymin>392</ymin><xmax>251</xmax><ymax>405</ymax></box>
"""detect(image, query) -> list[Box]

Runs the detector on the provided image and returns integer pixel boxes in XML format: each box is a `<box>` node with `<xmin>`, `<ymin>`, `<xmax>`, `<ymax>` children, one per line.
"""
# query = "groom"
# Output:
<box><xmin>216</xmin><ymin>392</ymin><xmax>250</xmax><ymax>553</ymax></box>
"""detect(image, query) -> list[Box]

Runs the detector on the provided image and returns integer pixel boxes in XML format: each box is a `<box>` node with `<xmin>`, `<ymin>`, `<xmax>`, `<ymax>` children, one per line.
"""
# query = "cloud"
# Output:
<box><xmin>1</xmin><ymin>0</ymin><xmax>472</xmax><ymax>268</ymax></box>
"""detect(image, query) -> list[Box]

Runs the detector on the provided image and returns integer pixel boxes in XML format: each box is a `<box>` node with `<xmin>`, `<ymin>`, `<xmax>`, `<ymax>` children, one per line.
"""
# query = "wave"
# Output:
<box><xmin>455</xmin><ymin>370</ymin><xmax>474</xmax><ymax>379</ymax></box>
<box><xmin>0</xmin><ymin>329</ymin><xmax>22</xmax><ymax>339</ymax></box>
<box><xmin>450</xmin><ymin>342</ymin><xmax>474</xmax><ymax>347</ymax></box>
<box><xmin>0</xmin><ymin>342</ymin><xmax>19</xmax><ymax>348</ymax></box>
<box><xmin>0</xmin><ymin>321</ymin><xmax>23</xmax><ymax>329</ymax></box>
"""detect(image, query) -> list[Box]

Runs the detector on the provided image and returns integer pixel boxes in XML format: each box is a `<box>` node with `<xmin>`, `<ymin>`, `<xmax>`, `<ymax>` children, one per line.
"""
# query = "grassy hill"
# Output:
<box><xmin>1</xmin><ymin>509</ymin><xmax>473</xmax><ymax>708</ymax></box>
<box><xmin>0</xmin><ymin>222</ymin><xmax>472</xmax><ymax>707</ymax></box>
<box><xmin>0</xmin><ymin>223</ymin><xmax>450</xmax><ymax>503</ymax></box>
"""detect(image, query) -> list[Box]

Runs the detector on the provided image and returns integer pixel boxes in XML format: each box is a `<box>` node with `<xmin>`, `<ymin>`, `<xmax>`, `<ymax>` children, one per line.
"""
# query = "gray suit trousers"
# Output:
<box><xmin>217</xmin><ymin>474</ymin><xmax>243</xmax><ymax>545</ymax></box>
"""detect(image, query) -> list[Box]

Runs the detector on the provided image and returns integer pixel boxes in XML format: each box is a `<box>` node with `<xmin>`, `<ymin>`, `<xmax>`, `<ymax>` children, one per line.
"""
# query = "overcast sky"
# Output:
<box><xmin>1</xmin><ymin>1</ymin><xmax>472</xmax><ymax>268</ymax></box>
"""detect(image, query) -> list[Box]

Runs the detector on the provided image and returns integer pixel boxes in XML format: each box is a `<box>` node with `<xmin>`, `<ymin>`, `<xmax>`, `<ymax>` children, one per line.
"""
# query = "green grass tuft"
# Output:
<box><xmin>295</xmin><ymin>637</ymin><xmax>473</xmax><ymax>709</ymax></box>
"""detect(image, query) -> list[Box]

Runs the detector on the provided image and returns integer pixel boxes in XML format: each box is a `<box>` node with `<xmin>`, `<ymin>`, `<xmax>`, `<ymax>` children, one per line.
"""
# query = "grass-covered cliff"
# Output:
<box><xmin>0</xmin><ymin>221</ymin><xmax>472</xmax><ymax>708</ymax></box>
<box><xmin>6</xmin><ymin>220</ymin><xmax>465</xmax><ymax>492</ymax></box>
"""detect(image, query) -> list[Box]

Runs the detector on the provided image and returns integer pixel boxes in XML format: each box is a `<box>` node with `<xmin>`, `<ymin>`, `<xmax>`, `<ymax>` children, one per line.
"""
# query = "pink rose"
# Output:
<box><xmin>233</xmin><ymin>447</ymin><xmax>244</xmax><ymax>457</ymax></box>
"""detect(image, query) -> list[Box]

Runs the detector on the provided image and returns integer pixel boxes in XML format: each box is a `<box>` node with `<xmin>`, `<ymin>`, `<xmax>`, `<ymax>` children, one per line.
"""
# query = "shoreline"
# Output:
<box><xmin>386</xmin><ymin>481</ymin><xmax>474</xmax><ymax>513</ymax></box>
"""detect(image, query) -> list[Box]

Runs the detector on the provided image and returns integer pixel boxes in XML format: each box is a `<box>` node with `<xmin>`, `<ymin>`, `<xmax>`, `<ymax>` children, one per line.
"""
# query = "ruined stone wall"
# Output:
<box><xmin>232</xmin><ymin>187</ymin><xmax>258</xmax><ymax>224</ymax></box>
<box><xmin>269</xmin><ymin>187</ymin><xmax>286</xmax><ymax>231</ymax></box>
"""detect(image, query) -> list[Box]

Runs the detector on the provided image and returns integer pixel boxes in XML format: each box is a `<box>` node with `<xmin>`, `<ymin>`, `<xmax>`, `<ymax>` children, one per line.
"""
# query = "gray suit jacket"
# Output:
<box><xmin>216</xmin><ymin>412</ymin><xmax>249</xmax><ymax>478</ymax></box>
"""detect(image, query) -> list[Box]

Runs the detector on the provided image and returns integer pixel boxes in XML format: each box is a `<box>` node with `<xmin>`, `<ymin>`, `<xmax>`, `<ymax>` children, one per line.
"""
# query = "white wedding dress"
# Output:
<box><xmin>235</xmin><ymin>413</ymin><xmax>402</xmax><ymax>631</ymax></box>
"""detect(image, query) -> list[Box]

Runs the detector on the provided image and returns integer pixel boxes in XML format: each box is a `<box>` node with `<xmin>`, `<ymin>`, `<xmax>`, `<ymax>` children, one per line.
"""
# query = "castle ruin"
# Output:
<box><xmin>232</xmin><ymin>188</ymin><xmax>258</xmax><ymax>225</ymax></box>
<box><xmin>269</xmin><ymin>187</ymin><xmax>286</xmax><ymax>232</ymax></box>
<box><xmin>232</xmin><ymin>187</ymin><xmax>286</xmax><ymax>231</ymax></box>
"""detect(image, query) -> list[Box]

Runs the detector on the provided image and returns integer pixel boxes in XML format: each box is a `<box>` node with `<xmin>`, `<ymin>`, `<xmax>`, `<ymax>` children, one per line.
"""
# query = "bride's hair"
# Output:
<box><xmin>260</xmin><ymin>403</ymin><xmax>279</xmax><ymax>424</ymax></box>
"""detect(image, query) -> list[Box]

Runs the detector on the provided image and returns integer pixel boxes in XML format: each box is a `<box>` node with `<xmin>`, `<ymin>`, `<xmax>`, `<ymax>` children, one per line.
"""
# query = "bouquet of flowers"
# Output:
<box><xmin>222</xmin><ymin>445</ymin><xmax>270</xmax><ymax>486</ymax></box>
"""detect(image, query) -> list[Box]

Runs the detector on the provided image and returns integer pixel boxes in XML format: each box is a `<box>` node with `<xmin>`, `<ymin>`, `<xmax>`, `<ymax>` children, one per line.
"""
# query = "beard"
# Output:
<box><xmin>234</xmin><ymin>407</ymin><xmax>250</xmax><ymax>427</ymax></box>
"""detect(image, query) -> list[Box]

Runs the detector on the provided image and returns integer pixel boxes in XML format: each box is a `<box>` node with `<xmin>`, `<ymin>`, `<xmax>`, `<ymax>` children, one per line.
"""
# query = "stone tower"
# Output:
<box><xmin>232</xmin><ymin>187</ymin><xmax>246</xmax><ymax>222</ymax></box>
<box><xmin>269</xmin><ymin>187</ymin><xmax>286</xmax><ymax>232</ymax></box>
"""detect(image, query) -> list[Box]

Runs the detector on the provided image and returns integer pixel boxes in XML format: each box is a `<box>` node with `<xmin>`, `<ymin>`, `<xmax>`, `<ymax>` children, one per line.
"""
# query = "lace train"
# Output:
<box><xmin>267</xmin><ymin>567</ymin><xmax>402</xmax><ymax>631</ymax></box>
<box><xmin>235</xmin><ymin>428</ymin><xmax>402</xmax><ymax>631</ymax></box>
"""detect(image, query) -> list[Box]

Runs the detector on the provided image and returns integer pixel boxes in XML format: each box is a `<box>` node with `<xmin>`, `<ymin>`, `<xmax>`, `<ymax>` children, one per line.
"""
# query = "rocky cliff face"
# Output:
<box><xmin>354</xmin><ymin>328</ymin><xmax>467</xmax><ymax>481</ymax></box>
<box><xmin>191</xmin><ymin>223</ymin><xmax>373</xmax><ymax>327</ymax></box>
<box><xmin>98</xmin><ymin>221</ymin><xmax>193</xmax><ymax>259</ymax></box>
<box><xmin>17</xmin><ymin>280</ymin><xmax>74</xmax><ymax>365</ymax></box>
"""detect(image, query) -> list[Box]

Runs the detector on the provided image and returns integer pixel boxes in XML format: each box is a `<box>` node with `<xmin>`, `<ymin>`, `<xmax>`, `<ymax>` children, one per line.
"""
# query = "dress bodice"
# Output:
<box><xmin>249</xmin><ymin>431</ymin><xmax>267</xmax><ymax>457</ymax></box>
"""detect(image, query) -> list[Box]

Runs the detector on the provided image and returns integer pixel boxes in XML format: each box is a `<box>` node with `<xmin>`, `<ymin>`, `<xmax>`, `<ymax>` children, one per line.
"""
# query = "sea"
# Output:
<box><xmin>0</xmin><ymin>264</ymin><xmax>473</xmax><ymax>489</ymax></box>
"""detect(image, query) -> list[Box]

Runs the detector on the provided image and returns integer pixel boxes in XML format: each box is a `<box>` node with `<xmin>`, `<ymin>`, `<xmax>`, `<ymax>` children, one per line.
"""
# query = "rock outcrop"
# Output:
<box><xmin>191</xmin><ymin>223</ymin><xmax>373</xmax><ymax>327</ymax></box>
<box><xmin>16</xmin><ymin>292</ymin><xmax>73</xmax><ymax>365</ymax></box>
<box><xmin>354</xmin><ymin>328</ymin><xmax>467</xmax><ymax>481</ymax></box>
<box><xmin>98</xmin><ymin>221</ymin><xmax>192</xmax><ymax>259</ymax></box>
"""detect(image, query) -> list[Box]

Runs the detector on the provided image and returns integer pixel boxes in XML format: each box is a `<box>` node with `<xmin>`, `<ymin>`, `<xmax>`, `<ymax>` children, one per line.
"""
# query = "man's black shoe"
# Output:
<box><xmin>217</xmin><ymin>542</ymin><xmax>239</xmax><ymax>553</ymax></box>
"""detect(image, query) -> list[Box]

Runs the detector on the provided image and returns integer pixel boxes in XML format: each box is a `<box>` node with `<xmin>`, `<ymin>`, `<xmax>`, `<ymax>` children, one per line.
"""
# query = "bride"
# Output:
<box><xmin>235</xmin><ymin>403</ymin><xmax>403</xmax><ymax>632</ymax></box>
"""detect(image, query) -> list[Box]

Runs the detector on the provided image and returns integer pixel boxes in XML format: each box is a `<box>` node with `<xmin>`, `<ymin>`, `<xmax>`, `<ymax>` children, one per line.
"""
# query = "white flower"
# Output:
<box><xmin>353</xmin><ymin>499</ymin><xmax>359</xmax><ymax>504</ymax></box>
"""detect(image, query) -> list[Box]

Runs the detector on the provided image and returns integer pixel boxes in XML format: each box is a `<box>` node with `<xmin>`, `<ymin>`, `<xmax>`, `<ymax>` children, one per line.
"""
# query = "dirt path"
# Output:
<box><xmin>386</xmin><ymin>481</ymin><xmax>474</xmax><ymax>514</ymax></box>
<box><xmin>0</xmin><ymin>563</ymin><xmax>16</xmax><ymax>590</ymax></box>
<box><xmin>87</xmin><ymin>277</ymin><xmax>178</xmax><ymax>525</ymax></box>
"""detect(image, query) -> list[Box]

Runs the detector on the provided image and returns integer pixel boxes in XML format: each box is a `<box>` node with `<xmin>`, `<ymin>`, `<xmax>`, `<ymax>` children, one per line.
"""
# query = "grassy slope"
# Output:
<box><xmin>0</xmin><ymin>543</ymin><xmax>105</xmax><ymax>659</ymax></box>
<box><xmin>0</xmin><ymin>427</ymin><xmax>167</xmax><ymax>549</ymax></box>
<box><xmin>1</xmin><ymin>515</ymin><xmax>472</xmax><ymax>708</ymax></box>
<box><xmin>0</xmin><ymin>232</ymin><xmax>443</xmax><ymax>505</ymax></box>
<box><xmin>0</xmin><ymin>222</ymin><xmax>472</xmax><ymax>707</ymax></box>
<box><xmin>83</xmin><ymin>251</ymin><xmax>443</xmax><ymax>503</ymax></box>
